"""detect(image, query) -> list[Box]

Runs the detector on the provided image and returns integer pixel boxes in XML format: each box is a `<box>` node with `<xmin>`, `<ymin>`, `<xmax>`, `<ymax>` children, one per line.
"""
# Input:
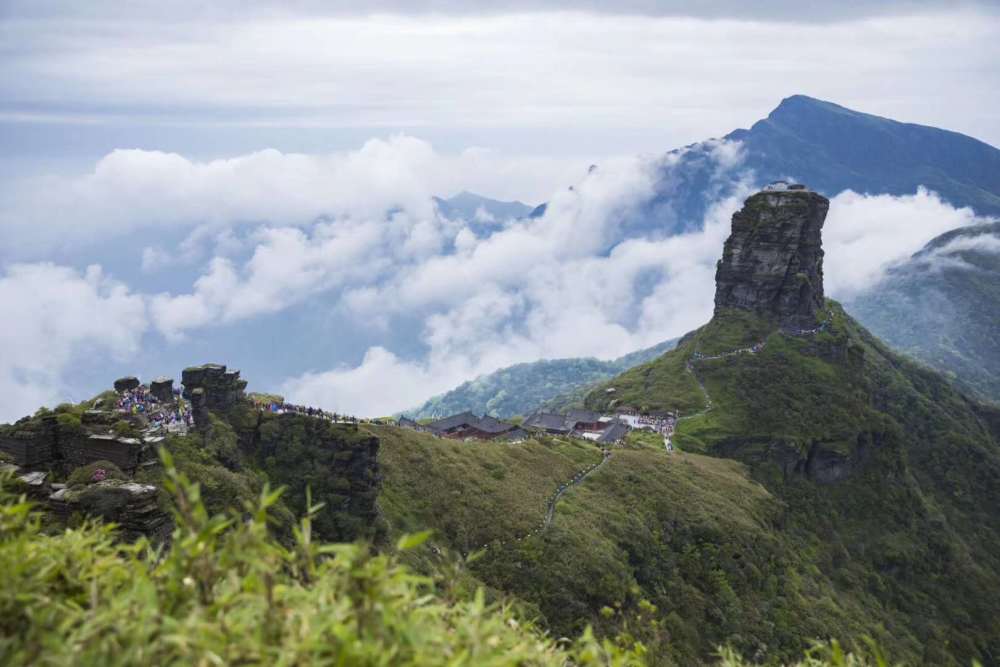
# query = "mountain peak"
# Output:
<box><xmin>713</xmin><ymin>186</ymin><xmax>829</xmax><ymax>329</ymax></box>
<box><xmin>763</xmin><ymin>94</ymin><xmax>871</xmax><ymax>127</ymax></box>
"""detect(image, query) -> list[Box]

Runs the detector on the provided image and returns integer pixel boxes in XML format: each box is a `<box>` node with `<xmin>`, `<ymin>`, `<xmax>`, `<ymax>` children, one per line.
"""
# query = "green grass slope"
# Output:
<box><xmin>375</xmin><ymin>424</ymin><xmax>891</xmax><ymax>665</ymax></box>
<box><xmin>377</xmin><ymin>302</ymin><xmax>1000</xmax><ymax>665</ymax></box>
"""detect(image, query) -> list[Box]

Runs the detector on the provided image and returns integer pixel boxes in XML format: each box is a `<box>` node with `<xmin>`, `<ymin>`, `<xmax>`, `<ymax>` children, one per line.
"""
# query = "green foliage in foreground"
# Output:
<box><xmin>0</xmin><ymin>455</ymin><xmax>924</xmax><ymax>667</ymax></box>
<box><xmin>0</xmin><ymin>455</ymin><xmax>644</xmax><ymax>666</ymax></box>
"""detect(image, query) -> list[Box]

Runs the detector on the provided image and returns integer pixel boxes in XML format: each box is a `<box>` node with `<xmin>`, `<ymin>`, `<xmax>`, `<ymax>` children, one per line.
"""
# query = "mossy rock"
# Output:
<box><xmin>112</xmin><ymin>420</ymin><xmax>139</xmax><ymax>438</ymax></box>
<box><xmin>67</xmin><ymin>461</ymin><xmax>127</xmax><ymax>487</ymax></box>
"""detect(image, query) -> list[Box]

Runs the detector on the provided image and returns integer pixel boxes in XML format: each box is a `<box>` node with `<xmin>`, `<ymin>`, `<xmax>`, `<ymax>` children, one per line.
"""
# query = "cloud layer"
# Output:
<box><xmin>0</xmin><ymin>137</ymin><xmax>585</xmax><ymax>258</ymax></box>
<box><xmin>0</xmin><ymin>264</ymin><xmax>147</xmax><ymax>420</ymax></box>
<box><xmin>2</xmin><ymin>6</ymin><xmax>999</xmax><ymax>153</ymax></box>
<box><xmin>0</xmin><ymin>138</ymin><xmax>992</xmax><ymax>420</ymax></box>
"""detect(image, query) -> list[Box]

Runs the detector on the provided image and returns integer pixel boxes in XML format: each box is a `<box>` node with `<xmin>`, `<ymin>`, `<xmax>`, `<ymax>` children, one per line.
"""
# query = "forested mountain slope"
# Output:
<box><xmin>407</xmin><ymin>339</ymin><xmax>676</xmax><ymax>420</ymax></box>
<box><xmin>846</xmin><ymin>221</ymin><xmax>1000</xmax><ymax>402</ymax></box>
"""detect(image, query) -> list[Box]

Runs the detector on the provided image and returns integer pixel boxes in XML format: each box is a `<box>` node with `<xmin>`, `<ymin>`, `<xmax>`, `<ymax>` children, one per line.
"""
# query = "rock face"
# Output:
<box><xmin>149</xmin><ymin>377</ymin><xmax>174</xmax><ymax>402</ymax></box>
<box><xmin>714</xmin><ymin>188</ymin><xmax>829</xmax><ymax>329</ymax></box>
<box><xmin>113</xmin><ymin>376</ymin><xmax>140</xmax><ymax>392</ymax></box>
<box><xmin>181</xmin><ymin>364</ymin><xmax>247</xmax><ymax>412</ymax></box>
<box><xmin>50</xmin><ymin>480</ymin><xmax>172</xmax><ymax>543</ymax></box>
<box><xmin>0</xmin><ymin>413</ymin><xmax>149</xmax><ymax>472</ymax></box>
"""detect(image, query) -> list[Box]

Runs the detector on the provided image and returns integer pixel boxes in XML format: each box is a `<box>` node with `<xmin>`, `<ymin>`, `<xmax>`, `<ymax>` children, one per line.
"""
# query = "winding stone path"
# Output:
<box><xmin>463</xmin><ymin>314</ymin><xmax>834</xmax><ymax>556</ymax></box>
<box><xmin>469</xmin><ymin>446</ymin><xmax>613</xmax><ymax>555</ymax></box>
<box><xmin>677</xmin><ymin>310</ymin><xmax>832</xmax><ymax>427</ymax></box>
<box><xmin>543</xmin><ymin>448</ymin><xmax>612</xmax><ymax>528</ymax></box>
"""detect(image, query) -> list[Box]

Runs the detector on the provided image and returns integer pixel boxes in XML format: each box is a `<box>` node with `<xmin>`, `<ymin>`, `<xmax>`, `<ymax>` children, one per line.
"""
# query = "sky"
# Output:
<box><xmin>0</xmin><ymin>1</ymin><xmax>998</xmax><ymax>420</ymax></box>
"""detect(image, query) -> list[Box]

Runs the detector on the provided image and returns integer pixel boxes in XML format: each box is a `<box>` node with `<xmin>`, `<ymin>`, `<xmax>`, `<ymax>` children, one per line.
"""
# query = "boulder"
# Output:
<box><xmin>17</xmin><ymin>470</ymin><xmax>50</xmax><ymax>499</ymax></box>
<box><xmin>114</xmin><ymin>376</ymin><xmax>141</xmax><ymax>393</ymax></box>
<box><xmin>150</xmin><ymin>377</ymin><xmax>174</xmax><ymax>402</ymax></box>
<box><xmin>81</xmin><ymin>410</ymin><xmax>117</xmax><ymax>426</ymax></box>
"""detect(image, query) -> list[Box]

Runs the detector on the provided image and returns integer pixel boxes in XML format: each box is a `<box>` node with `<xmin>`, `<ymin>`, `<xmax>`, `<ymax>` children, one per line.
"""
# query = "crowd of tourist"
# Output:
<box><xmin>116</xmin><ymin>386</ymin><xmax>193</xmax><ymax>432</ymax></box>
<box><xmin>252</xmin><ymin>399</ymin><xmax>363</xmax><ymax>424</ymax></box>
<box><xmin>615</xmin><ymin>410</ymin><xmax>675</xmax><ymax>435</ymax></box>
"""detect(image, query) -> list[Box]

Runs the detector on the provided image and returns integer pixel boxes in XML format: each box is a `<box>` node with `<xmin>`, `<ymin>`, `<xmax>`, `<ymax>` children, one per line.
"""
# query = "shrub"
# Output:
<box><xmin>55</xmin><ymin>412</ymin><xmax>83</xmax><ymax>435</ymax></box>
<box><xmin>0</xmin><ymin>456</ymin><xmax>646</xmax><ymax>666</ymax></box>
<box><xmin>111</xmin><ymin>419</ymin><xmax>139</xmax><ymax>438</ymax></box>
<box><xmin>66</xmin><ymin>461</ymin><xmax>126</xmax><ymax>487</ymax></box>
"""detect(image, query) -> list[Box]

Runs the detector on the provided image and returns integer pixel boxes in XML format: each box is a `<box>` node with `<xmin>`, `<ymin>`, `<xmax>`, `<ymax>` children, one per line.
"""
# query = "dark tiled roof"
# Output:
<box><xmin>524</xmin><ymin>412</ymin><xmax>571</xmax><ymax>432</ymax></box>
<box><xmin>566</xmin><ymin>409</ymin><xmax>602</xmax><ymax>425</ymax></box>
<box><xmin>598</xmin><ymin>421</ymin><xmax>630</xmax><ymax>444</ymax></box>
<box><xmin>476</xmin><ymin>415</ymin><xmax>516</xmax><ymax>434</ymax></box>
<box><xmin>426</xmin><ymin>411</ymin><xmax>479</xmax><ymax>432</ymax></box>
<box><xmin>425</xmin><ymin>412</ymin><xmax>517</xmax><ymax>435</ymax></box>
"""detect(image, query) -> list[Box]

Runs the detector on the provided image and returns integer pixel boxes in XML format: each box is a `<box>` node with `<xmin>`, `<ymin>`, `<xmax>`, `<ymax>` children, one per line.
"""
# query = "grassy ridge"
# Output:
<box><xmin>374</xmin><ymin>425</ymin><xmax>603</xmax><ymax>552</ymax></box>
<box><xmin>378</xmin><ymin>301</ymin><xmax>1000</xmax><ymax>665</ymax></box>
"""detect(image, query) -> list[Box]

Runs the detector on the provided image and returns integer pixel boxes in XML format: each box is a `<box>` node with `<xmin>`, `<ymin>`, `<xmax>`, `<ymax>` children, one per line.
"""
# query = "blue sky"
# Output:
<box><xmin>0</xmin><ymin>1</ymin><xmax>998</xmax><ymax>419</ymax></box>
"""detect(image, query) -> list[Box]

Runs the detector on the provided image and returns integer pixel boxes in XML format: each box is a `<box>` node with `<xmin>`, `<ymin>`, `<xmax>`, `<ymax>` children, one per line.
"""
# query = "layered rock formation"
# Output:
<box><xmin>50</xmin><ymin>480</ymin><xmax>172</xmax><ymax>543</ymax></box>
<box><xmin>182</xmin><ymin>364</ymin><xmax>247</xmax><ymax>412</ymax></box>
<box><xmin>0</xmin><ymin>412</ymin><xmax>150</xmax><ymax>472</ymax></box>
<box><xmin>714</xmin><ymin>188</ymin><xmax>829</xmax><ymax>329</ymax></box>
<box><xmin>150</xmin><ymin>377</ymin><xmax>174</xmax><ymax>402</ymax></box>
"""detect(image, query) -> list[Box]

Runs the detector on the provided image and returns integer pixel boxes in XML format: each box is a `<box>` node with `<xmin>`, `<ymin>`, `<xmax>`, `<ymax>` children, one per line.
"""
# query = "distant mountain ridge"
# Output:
<box><xmin>846</xmin><ymin>222</ymin><xmax>1000</xmax><ymax>401</ymax></box>
<box><xmin>727</xmin><ymin>95</ymin><xmax>1000</xmax><ymax>212</ymax></box>
<box><xmin>423</xmin><ymin>96</ymin><xmax>1000</xmax><ymax>416</ymax></box>
<box><xmin>405</xmin><ymin>338</ymin><xmax>677</xmax><ymax>420</ymax></box>
<box><xmin>433</xmin><ymin>190</ymin><xmax>535</xmax><ymax>225</ymax></box>
<box><xmin>595</xmin><ymin>95</ymin><xmax>1000</xmax><ymax>238</ymax></box>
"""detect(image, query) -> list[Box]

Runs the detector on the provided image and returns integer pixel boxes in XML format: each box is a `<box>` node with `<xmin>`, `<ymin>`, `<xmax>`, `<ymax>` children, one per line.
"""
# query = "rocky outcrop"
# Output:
<box><xmin>150</xmin><ymin>377</ymin><xmax>174</xmax><ymax>402</ymax></box>
<box><xmin>188</xmin><ymin>388</ymin><xmax>210</xmax><ymax>429</ymax></box>
<box><xmin>0</xmin><ymin>413</ymin><xmax>151</xmax><ymax>472</ymax></box>
<box><xmin>50</xmin><ymin>480</ymin><xmax>172</xmax><ymax>543</ymax></box>
<box><xmin>3</xmin><ymin>365</ymin><xmax>379</xmax><ymax>545</ymax></box>
<box><xmin>114</xmin><ymin>376</ymin><xmax>140</xmax><ymax>392</ymax></box>
<box><xmin>182</xmin><ymin>364</ymin><xmax>247</xmax><ymax>412</ymax></box>
<box><xmin>0</xmin><ymin>414</ymin><xmax>57</xmax><ymax>467</ymax></box>
<box><xmin>714</xmin><ymin>188</ymin><xmax>829</xmax><ymax>329</ymax></box>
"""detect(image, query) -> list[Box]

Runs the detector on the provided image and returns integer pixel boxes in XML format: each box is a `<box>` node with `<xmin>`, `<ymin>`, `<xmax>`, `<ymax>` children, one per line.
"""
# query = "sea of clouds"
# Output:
<box><xmin>0</xmin><ymin>136</ymin><xmax>991</xmax><ymax>420</ymax></box>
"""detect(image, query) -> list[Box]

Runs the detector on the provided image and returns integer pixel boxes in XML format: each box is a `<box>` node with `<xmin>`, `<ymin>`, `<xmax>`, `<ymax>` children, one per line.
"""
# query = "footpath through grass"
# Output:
<box><xmin>373</xmin><ymin>425</ymin><xmax>604</xmax><ymax>554</ymax></box>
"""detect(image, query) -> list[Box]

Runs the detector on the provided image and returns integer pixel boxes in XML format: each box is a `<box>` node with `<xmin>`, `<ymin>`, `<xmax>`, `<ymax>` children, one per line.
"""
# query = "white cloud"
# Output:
<box><xmin>278</xmin><ymin>158</ymin><xmax>744</xmax><ymax>415</ymax></box>
<box><xmin>925</xmin><ymin>228</ymin><xmax>1000</xmax><ymax>258</ymax></box>
<box><xmin>0</xmin><ymin>138</ymin><xmax>992</xmax><ymax>419</ymax></box>
<box><xmin>0</xmin><ymin>263</ymin><xmax>147</xmax><ymax>422</ymax></box>
<box><xmin>2</xmin><ymin>8</ymin><xmax>999</xmax><ymax>152</ymax></box>
<box><xmin>0</xmin><ymin>138</ymin><xmax>587</xmax><ymax>256</ymax></box>
<box><xmin>473</xmin><ymin>206</ymin><xmax>496</xmax><ymax>224</ymax></box>
<box><xmin>823</xmin><ymin>187</ymin><xmax>985</xmax><ymax>297</ymax></box>
<box><xmin>141</xmin><ymin>246</ymin><xmax>174</xmax><ymax>273</ymax></box>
